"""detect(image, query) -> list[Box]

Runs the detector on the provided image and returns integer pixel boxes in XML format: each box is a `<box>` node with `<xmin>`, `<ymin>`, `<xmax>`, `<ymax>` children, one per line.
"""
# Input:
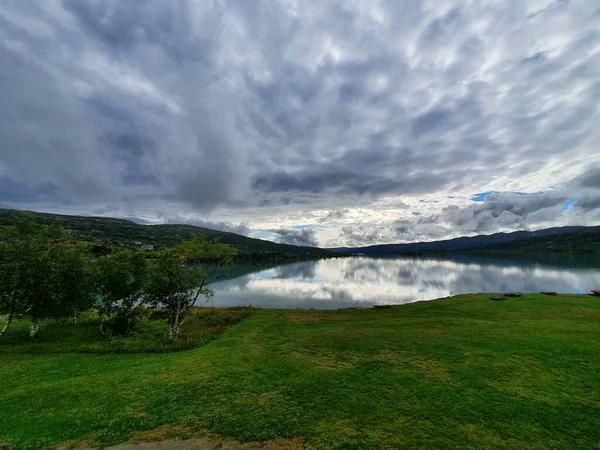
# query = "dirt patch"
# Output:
<box><xmin>103</xmin><ymin>437</ymin><xmax>303</xmax><ymax>450</ymax></box>
<box><xmin>412</xmin><ymin>359</ymin><xmax>454</xmax><ymax>383</ymax></box>
<box><xmin>118</xmin><ymin>426</ymin><xmax>302</xmax><ymax>450</ymax></box>
<box><xmin>285</xmin><ymin>312</ymin><xmax>358</xmax><ymax>324</ymax></box>
<box><xmin>53</xmin><ymin>426</ymin><xmax>303</xmax><ymax>450</ymax></box>
<box><xmin>55</xmin><ymin>436</ymin><xmax>302</xmax><ymax>450</ymax></box>
<box><xmin>289</xmin><ymin>350</ymin><xmax>356</xmax><ymax>371</ymax></box>
<box><xmin>128</xmin><ymin>426</ymin><xmax>193</xmax><ymax>443</ymax></box>
<box><xmin>370</xmin><ymin>350</ymin><xmax>454</xmax><ymax>383</ymax></box>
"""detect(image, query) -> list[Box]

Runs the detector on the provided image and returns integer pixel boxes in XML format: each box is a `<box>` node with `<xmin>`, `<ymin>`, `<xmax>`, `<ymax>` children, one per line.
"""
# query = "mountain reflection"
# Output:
<box><xmin>207</xmin><ymin>256</ymin><xmax>600</xmax><ymax>309</ymax></box>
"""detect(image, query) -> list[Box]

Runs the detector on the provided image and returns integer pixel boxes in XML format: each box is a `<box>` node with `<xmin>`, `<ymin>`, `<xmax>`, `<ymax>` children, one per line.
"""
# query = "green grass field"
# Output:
<box><xmin>1</xmin><ymin>294</ymin><xmax>600</xmax><ymax>449</ymax></box>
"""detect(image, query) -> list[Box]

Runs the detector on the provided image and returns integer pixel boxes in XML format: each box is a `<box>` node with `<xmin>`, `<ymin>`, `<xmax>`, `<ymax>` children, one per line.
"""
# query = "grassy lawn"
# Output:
<box><xmin>1</xmin><ymin>294</ymin><xmax>599</xmax><ymax>449</ymax></box>
<box><xmin>0</xmin><ymin>307</ymin><xmax>253</xmax><ymax>354</ymax></box>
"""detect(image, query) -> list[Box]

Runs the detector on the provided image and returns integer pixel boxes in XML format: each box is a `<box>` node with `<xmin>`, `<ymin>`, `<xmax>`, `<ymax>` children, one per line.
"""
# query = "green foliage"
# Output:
<box><xmin>146</xmin><ymin>259</ymin><xmax>209</xmax><ymax>342</ymax></box>
<box><xmin>0</xmin><ymin>215</ymin><xmax>239</xmax><ymax>342</ymax></box>
<box><xmin>96</xmin><ymin>249</ymin><xmax>150</xmax><ymax>335</ymax></box>
<box><xmin>173</xmin><ymin>233</ymin><xmax>237</xmax><ymax>264</ymax></box>
<box><xmin>0</xmin><ymin>307</ymin><xmax>253</xmax><ymax>353</ymax></box>
<box><xmin>144</xmin><ymin>235</ymin><xmax>238</xmax><ymax>342</ymax></box>
<box><xmin>0</xmin><ymin>215</ymin><xmax>95</xmax><ymax>338</ymax></box>
<box><xmin>0</xmin><ymin>294</ymin><xmax>599</xmax><ymax>448</ymax></box>
<box><xmin>51</xmin><ymin>242</ymin><xmax>96</xmax><ymax>320</ymax></box>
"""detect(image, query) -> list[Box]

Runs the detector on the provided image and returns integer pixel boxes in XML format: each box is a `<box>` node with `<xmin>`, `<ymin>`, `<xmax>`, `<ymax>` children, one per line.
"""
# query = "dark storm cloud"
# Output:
<box><xmin>521</xmin><ymin>51</ymin><xmax>549</xmax><ymax>64</ymax></box>
<box><xmin>318</xmin><ymin>209</ymin><xmax>350</xmax><ymax>223</ymax></box>
<box><xmin>62</xmin><ymin>0</ymin><xmax>208</xmax><ymax>63</ymax></box>
<box><xmin>0</xmin><ymin>180</ymin><xmax>58</xmax><ymax>204</ymax></box>
<box><xmin>252</xmin><ymin>147</ymin><xmax>457</xmax><ymax>197</ymax></box>
<box><xmin>1</xmin><ymin>1</ymin><xmax>599</xmax><ymax>245</ymax></box>
<box><xmin>337</xmin><ymin>191</ymin><xmax>575</xmax><ymax>246</ymax></box>
<box><xmin>575</xmin><ymin>167</ymin><xmax>600</xmax><ymax>188</ymax></box>
<box><xmin>411</xmin><ymin>109</ymin><xmax>453</xmax><ymax>138</ymax></box>
<box><xmin>127</xmin><ymin>214</ymin><xmax>250</xmax><ymax>235</ymax></box>
<box><xmin>339</xmin><ymin>225</ymin><xmax>389</xmax><ymax>246</ymax></box>
<box><xmin>162</xmin><ymin>216</ymin><xmax>251</xmax><ymax>236</ymax></box>
<box><xmin>62</xmin><ymin>0</ymin><xmax>145</xmax><ymax>49</ymax></box>
<box><xmin>269</xmin><ymin>228</ymin><xmax>319</xmax><ymax>247</ymax></box>
<box><xmin>440</xmin><ymin>192</ymin><xmax>569</xmax><ymax>233</ymax></box>
<box><xmin>572</xmin><ymin>195</ymin><xmax>600</xmax><ymax>212</ymax></box>
<box><xmin>104</xmin><ymin>131</ymin><xmax>162</xmax><ymax>187</ymax></box>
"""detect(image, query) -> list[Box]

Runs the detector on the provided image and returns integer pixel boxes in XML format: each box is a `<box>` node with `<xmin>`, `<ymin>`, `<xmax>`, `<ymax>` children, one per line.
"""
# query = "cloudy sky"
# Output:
<box><xmin>1</xmin><ymin>0</ymin><xmax>599</xmax><ymax>247</ymax></box>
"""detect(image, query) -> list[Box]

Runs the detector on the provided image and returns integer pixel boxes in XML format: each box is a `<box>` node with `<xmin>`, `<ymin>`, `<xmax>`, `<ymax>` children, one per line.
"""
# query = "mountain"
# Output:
<box><xmin>3</xmin><ymin>208</ymin><xmax>598</xmax><ymax>258</ymax></box>
<box><xmin>475</xmin><ymin>226</ymin><xmax>600</xmax><ymax>254</ymax></box>
<box><xmin>0</xmin><ymin>208</ymin><xmax>329</xmax><ymax>259</ymax></box>
<box><xmin>328</xmin><ymin>225</ymin><xmax>600</xmax><ymax>255</ymax></box>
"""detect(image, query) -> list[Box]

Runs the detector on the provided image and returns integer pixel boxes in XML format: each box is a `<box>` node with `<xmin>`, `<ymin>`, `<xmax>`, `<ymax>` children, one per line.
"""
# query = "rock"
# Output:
<box><xmin>504</xmin><ymin>292</ymin><xmax>522</xmax><ymax>297</ymax></box>
<box><xmin>491</xmin><ymin>297</ymin><xmax>507</xmax><ymax>301</ymax></box>
<box><xmin>540</xmin><ymin>291</ymin><xmax>558</xmax><ymax>296</ymax></box>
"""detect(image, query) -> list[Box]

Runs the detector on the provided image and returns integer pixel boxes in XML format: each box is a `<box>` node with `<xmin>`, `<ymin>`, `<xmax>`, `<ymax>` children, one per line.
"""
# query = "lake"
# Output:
<box><xmin>207</xmin><ymin>255</ymin><xmax>600</xmax><ymax>309</ymax></box>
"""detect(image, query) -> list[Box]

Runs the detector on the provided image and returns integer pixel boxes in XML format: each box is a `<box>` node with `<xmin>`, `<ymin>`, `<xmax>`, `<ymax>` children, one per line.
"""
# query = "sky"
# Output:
<box><xmin>1</xmin><ymin>0</ymin><xmax>599</xmax><ymax>248</ymax></box>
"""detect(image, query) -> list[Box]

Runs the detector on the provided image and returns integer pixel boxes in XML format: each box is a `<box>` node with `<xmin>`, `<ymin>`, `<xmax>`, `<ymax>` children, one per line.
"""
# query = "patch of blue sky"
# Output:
<box><xmin>252</xmin><ymin>230</ymin><xmax>275</xmax><ymax>239</ymax></box>
<box><xmin>561</xmin><ymin>197</ymin><xmax>577</xmax><ymax>211</ymax></box>
<box><xmin>412</xmin><ymin>212</ymin><xmax>422</xmax><ymax>216</ymax></box>
<box><xmin>293</xmin><ymin>224</ymin><xmax>326</xmax><ymax>230</ymax></box>
<box><xmin>514</xmin><ymin>191</ymin><xmax>544</xmax><ymax>196</ymax></box>
<box><xmin>471</xmin><ymin>191</ymin><xmax>499</xmax><ymax>202</ymax></box>
<box><xmin>471</xmin><ymin>190</ymin><xmax>544</xmax><ymax>202</ymax></box>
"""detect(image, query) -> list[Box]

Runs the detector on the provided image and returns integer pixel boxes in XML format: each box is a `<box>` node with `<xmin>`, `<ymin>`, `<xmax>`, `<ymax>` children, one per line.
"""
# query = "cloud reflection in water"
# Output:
<box><xmin>208</xmin><ymin>257</ymin><xmax>600</xmax><ymax>309</ymax></box>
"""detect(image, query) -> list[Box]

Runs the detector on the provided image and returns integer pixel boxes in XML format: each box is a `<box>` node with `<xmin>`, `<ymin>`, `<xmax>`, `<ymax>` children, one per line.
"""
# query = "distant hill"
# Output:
<box><xmin>0</xmin><ymin>209</ymin><xmax>329</xmax><ymax>259</ymax></box>
<box><xmin>329</xmin><ymin>226</ymin><xmax>600</xmax><ymax>255</ymax></box>
<box><xmin>475</xmin><ymin>226</ymin><xmax>600</xmax><ymax>254</ymax></box>
<box><xmin>3</xmin><ymin>208</ymin><xmax>598</xmax><ymax>258</ymax></box>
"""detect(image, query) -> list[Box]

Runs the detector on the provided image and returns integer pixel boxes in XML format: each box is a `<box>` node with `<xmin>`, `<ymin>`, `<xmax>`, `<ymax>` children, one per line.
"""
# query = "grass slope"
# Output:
<box><xmin>0</xmin><ymin>208</ymin><xmax>328</xmax><ymax>259</ymax></box>
<box><xmin>1</xmin><ymin>294</ymin><xmax>600</xmax><ymax>449</ymax></box>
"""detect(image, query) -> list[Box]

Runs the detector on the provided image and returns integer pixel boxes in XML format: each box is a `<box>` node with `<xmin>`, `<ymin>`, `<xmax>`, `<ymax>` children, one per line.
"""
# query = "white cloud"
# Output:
<box><xmin>0</xmin><ymin>0</ymin><xmax>599</xmax><ymax>246</ymax></box>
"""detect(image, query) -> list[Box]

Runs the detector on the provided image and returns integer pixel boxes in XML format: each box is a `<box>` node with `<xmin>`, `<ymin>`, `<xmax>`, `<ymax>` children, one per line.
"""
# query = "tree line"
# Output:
<box><xmin>0</xmin><ymin>215</ymin><xmax>236</xmax><ymax>341</ymax></box>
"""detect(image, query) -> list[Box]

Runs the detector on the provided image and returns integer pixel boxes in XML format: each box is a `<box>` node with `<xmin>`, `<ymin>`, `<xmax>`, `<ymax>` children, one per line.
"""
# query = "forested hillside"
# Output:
<box><xmin>329</xmin><ymin>226</ymin><xmax>600</xmax><ymax>255</ymax></box>
<box><xmin>0</xmin><ymin>209</ymin><xmax>329</xmax><ymax>259</ymax></box>
<box><xmin>475</xmin><ymin>226</ymin><xmax>600</xmax><ymax>254</ymax></box>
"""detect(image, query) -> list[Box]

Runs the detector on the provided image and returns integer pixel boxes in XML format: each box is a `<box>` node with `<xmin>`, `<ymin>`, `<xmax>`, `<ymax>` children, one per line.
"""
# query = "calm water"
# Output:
<box><xmin>207</xmin><ymin>256</ymin><xmax>600</xmax><ymax>309</ymax></box>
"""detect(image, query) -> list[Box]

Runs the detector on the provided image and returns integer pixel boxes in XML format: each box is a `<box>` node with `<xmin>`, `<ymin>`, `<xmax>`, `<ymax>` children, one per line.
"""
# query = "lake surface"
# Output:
<box><xmin>207</xmin><ymin>255</ymin><xmax>600</xmax><ymax>309</ymax></box>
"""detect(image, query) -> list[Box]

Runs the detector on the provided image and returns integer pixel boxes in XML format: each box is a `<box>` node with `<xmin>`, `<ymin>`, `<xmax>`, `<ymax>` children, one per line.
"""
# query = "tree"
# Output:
<box><xmin>26</xmin><ymin>242</ymin><xmax>95</xmax><ymax>337</ymax></box>
<box><xmin>146</xmin><ymin>256</ymin><xmax>206</xmax><ymax>342</ymax></box>
<box><xmin>53</xmin><ymin>244</ymin><xmax>96</xmax><ymax>324</ymax></box>
<box><xmin>146</xmin><ymin>235</ymin><xmax>236</xmax><ymax>342</ymax></box>
<box><xmin>0</xmin><ymin>215</ymin><xmax>94</xmax><ymax>338</ymax></box>
<box><xmin>175</xmin><ymin>234</ymin><xmax>237</xmax><ymax>290</ymax></box>
<box><xmin>96</xmin><ymin>249</ymin><xmax>149</xmax><ymax>335</ymax></box>
<box><xmin>0</xmin><ymin>228</ymin><xmax>21</xmax><ymax>337</ymax></box>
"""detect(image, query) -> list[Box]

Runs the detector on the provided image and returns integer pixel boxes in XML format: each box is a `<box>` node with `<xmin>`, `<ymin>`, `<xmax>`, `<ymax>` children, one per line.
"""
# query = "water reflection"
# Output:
<box><xmin>207</xmin><ymin>256</ymin><xmax>600</xmax><ymax>309</ymax></box>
